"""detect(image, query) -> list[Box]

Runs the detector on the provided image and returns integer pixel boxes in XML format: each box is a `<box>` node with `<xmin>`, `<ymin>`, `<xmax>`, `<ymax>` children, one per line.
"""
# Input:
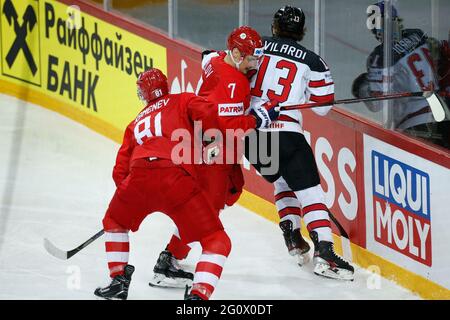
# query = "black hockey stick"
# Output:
<box><xmin>44</xmin><ymin>229</ymin><xmax>104</xmax><ymax>260</ymax></box>
<box><xmin>327</xmin><ymin>211</ymin><xmax>352</xmax><ymax>261</ymax></box>
<box><xmin>276</xmin><ymin>91</ymin><xmax>448</xmax><ymax>123</ymax></box>
<box><xmin>328</xmin><ymin>211</ymin><xmax>349</xmax><ymax>238</ymax></box>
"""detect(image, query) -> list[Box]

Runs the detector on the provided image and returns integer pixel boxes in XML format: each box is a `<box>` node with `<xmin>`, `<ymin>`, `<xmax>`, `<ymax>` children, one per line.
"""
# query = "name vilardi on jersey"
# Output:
<box><xmin>264</xmin><ymin>40</ymin><xmax>307</xmax><ymax>60</ymax></box>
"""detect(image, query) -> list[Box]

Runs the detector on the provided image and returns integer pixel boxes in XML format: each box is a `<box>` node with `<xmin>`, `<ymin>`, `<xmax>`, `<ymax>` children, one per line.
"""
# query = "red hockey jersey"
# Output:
<box><xmin>198</xmin><ymin>51</ymin><xmax>256</xmax><ymax>133</ymax></box>
<box><xmin>197</xmin><ymin>51</ymin><xmax>257</xmax><ymax>164</ymax></box>
<box><xmin>112</xmin><ymin>93</ymin><xmax>218</xmax><ymax>186</ymax></box>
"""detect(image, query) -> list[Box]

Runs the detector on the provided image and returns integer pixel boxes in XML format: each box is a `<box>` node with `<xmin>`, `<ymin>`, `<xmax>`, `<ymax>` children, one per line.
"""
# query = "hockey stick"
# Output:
<box><xmin>275</xmin><ymin>91</ymin><xmax>448</xmax><ymax>122</ymax></box>
<box><xmin>327</xmin><ymin>211</ymin><xmax>352</xmax><ymax>262</ymax></box>
<box><xmin>44</xmin><ymin>229</ymin><xmax>104</xmax><ymax>260</ymax></box>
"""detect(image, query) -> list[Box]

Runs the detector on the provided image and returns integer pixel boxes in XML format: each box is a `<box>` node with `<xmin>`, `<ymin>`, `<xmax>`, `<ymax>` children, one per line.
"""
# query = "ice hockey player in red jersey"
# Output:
<box><xmin>244</xmin><ymin>6</ymin><xmax>354</xmax><ymax>280</ymax></box>
<box><xmin>94</xmin><ymin>68</ymin><xmax>233</xmax><ymax>300</ymax></box>
<box><xmin>149</xmin><ymin>26</ymin><xmax>281</xmax><ymax>288</ymax></box>
<box><xmin>196</xmin><ymin>25</ymin><xmax>281</xmax><ymax>210</ymax></box>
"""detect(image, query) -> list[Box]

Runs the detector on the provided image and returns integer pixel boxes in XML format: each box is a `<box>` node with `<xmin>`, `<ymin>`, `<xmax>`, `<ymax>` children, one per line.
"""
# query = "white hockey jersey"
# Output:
<box><xmin>367</xmin><ymin>29</ymin><xmax>439</xmax><ymax>130</ymax></box>
<box><xmin>250</xmin><ymin>36</ymin><xmax>335</xmax><ymax>133</ymax></box>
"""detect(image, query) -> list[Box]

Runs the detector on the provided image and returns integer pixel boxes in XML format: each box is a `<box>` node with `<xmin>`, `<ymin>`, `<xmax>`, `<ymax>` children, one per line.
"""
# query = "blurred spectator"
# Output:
<box><xmin>352</xmin><ymin>2</ymin><xmax>450</xmax><ymax>148</ymax></box>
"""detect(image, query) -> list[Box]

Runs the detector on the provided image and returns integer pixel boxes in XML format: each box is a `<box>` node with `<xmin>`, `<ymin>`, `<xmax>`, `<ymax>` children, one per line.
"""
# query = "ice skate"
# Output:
<box><xmin>279</xmin><ymin>220</ymin><xmax>311</xmax><ymax>266</ymax></box>
<box><xmin>94</xmin><ymin>265</ymin><xmax>135</xmax><ymax>300</ymax></box>
<box><xmin>310</xmin><ymin>232</ymin><xmax>354</xmax><ymax>281</ymax></box>
<box><xmin>149</xmin><ymin>250</ymin><xmax>193</xmax><ymax>288</ymax></box>
<box><xmin>183</xmin><ymin>285</ymin><xmax>204</xmax><ymax>300</ymax></box>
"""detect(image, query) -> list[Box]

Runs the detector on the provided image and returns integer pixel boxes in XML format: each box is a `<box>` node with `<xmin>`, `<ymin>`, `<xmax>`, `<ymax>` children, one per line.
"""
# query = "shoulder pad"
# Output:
<box><xmin>402</xmin><ymin>28</ymin><xmax>425</xmax><ymax>39</ymax></box>
<box><xmin>202</xmin><ymin>50</ymin><xmax>217</xmax><ymax>60</ymax></box>
<box><xmin>201</xmin><ymin>51</ymin><xmax>220</xmax><ymax>69</ymax></box>
<box><xmin>308</xmin><ymin>52</ymin><xmax>330</xmax><ymax>72</ymax></box>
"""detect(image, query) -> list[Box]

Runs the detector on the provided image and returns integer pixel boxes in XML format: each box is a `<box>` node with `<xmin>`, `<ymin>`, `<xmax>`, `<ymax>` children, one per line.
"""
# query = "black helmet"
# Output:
<box><xmin>272</xmin><ymin>5</ymin><xmax>305</xmax><ymax>38</ymax></box>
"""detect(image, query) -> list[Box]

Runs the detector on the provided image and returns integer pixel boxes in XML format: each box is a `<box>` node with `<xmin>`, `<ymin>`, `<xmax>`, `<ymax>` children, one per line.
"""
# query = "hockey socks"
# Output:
<box><xmin>190</xmin><ymin>230</ymin><xmax>231</xmax><ymax>300</ymax></box>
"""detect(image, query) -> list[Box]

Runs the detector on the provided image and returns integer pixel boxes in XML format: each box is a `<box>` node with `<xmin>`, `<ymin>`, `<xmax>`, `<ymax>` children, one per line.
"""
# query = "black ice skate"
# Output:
<box><xmin>94</xmin><ymin>264</ymin><xmax>135</xmax><ymax>300</ymax></box>
<box><xmin>279</xmin><ymin>220</ymin><xmax>311</xmax><ymax>266</ymax></box>
<box><xmin>310</xmin><ymin>232</ymin><xmax>354</xmax><ymax>281</ymax></box>
<box><xmin>149</xmin><ymin>250</ymin><xmax>194</xmax><ymax>288</ymax></box>
<box><xmin>184</xmin><ymin>285</ymin><xmax>203</xmax><ymax>300</ymax></box>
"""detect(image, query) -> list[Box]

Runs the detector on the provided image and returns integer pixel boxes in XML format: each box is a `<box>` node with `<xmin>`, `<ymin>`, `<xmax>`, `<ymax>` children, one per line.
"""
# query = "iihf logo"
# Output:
<box><xmin>371</xmin><ymin>151</ymin><xmax>432</xmax><ymax>266</ymax></box>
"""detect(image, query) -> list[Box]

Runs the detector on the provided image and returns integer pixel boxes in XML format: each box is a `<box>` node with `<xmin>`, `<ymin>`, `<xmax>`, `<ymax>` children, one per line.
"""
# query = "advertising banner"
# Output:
<box><xmin>1</xmin><ymin>0</ymin><xmax>448</xmax><ymax>298</ymax></box>
<box><xmin>364</xmin><ymin>134</ymin><xmax>450</xmax><ymax>289</ymax></box>
<box><xmin>0</xmin><ymin>0</ymin><xmax>167</xmax><ymax>135</ymax></box>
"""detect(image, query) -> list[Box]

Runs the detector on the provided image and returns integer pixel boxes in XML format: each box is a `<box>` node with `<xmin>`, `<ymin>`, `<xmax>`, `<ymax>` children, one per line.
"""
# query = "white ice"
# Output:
<box><xmin>0</xmin><ymin>94</ymin><xmax>420</xmax><ymax>300</ymax></box>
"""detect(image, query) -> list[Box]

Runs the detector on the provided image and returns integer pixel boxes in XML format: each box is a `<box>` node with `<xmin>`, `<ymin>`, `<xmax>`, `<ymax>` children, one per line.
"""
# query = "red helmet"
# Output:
<box><xmin>227</xmin><ymin>26</ymin><xmax>264</xmax><ymax>58</ymax></box>
<box><xmin>136</xmin><ymin>68</ymin><xmax>169</xmax><ymax>103</ymax></box>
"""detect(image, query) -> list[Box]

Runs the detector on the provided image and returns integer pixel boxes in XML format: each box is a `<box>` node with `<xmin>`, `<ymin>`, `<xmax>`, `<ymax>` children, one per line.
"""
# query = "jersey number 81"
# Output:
<box><xmin>134</xmin><ymin>112</ymin><xmax>162</xmax><ymax>145</ymax></box>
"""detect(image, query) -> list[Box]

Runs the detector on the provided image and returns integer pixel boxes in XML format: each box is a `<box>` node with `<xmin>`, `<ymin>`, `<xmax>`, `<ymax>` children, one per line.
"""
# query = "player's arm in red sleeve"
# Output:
<box><xmin>112</xmin><ymin>123</ymin><xmax>134</xmax><ymax>187</ymax></box>
<box><xmin>185</xmin><ymin>95</ymin><xmax>220</xmax><ymax>131</ymax></box>
<box><xmin>185</xmin><ymin>95</ymin><xmax>223</xmax><ymax>164</ymax></box>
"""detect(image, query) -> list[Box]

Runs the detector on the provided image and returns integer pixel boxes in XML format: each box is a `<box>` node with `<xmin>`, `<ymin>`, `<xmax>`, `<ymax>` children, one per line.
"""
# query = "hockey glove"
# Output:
<box><xmin>351</xmin><ymin>73</ymin><xmax>370</xmax><ymax>98</ymax></box>
<box><xmin>251</xmin><ymin>100</ymin><xmax>280</xmax><ymax>129</ymax></box>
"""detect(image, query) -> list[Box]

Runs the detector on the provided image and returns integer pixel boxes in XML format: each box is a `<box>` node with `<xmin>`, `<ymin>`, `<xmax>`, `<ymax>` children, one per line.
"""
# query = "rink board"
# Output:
<box><xmin>0</xmin><ymin>0</ymin><xmax>449</xmax><ymax>299</ymax></box>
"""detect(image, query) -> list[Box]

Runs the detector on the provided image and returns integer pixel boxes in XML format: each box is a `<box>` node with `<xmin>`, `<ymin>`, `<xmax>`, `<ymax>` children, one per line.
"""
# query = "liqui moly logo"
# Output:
<box><xmin>371</xmin><ymin>151</ymin><xmax>432</xmax><ymax>266</ymax></box>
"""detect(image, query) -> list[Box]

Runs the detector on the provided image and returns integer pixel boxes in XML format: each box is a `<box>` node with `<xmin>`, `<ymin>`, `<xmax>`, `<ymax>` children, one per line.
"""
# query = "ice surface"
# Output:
<box><xmin>0</xmin><ymin>94</ymin><xmax>420</xmax><ymax>300</ymax></box>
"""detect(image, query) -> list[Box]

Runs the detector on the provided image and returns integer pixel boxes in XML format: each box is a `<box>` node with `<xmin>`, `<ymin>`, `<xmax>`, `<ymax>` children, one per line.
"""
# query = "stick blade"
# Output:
<box><xmin>44</xmin><ymin>238</ymin><xmax>69</xmax><ymax>260</ymax></box>
<box><xmin>425</xmin><ymin>92</ymin><xmax>447</xmax><ymax>122</ymax></box>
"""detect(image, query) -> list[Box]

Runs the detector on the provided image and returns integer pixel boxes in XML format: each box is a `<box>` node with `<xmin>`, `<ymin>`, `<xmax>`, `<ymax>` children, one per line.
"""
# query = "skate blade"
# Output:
<box><xmin>93</xmin><ymin>291</ymin><xmax>127</xmax><ymax>300</ymax></box>
<box><xmin>289</xmin><ymin>248</ymin><xmax>311</xmax><ymax>266</ymax></box>
<box><xmin>296</xmin><ymin>252</ymin><xmax>311</xmax><ymax>266</ymax></box>
<box><xmin>148</xmin><ymin>273</ymin><xmax>193</xmax><ymax>289</ymax></box>
<box><xmin>94</xmin><ymin>293</ymin><xmax>108</xmax><ymax>300</ymax></box>
<box><xmin>313</xmin><ymin>263</ymin><xmax>354</xmax><ymax>281</ymax></box>
<box><xmin>94</xmin><ymin>295</ymin><xmax>126</xmax><ymax>301</ymax></box>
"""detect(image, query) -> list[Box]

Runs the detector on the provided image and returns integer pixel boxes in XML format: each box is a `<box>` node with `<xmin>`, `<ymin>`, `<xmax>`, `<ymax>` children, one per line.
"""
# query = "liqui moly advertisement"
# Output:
<box><xmin>364</xmin><ymin>134</ymin><xmax>450</xmax><ymax>289</ymax></box>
